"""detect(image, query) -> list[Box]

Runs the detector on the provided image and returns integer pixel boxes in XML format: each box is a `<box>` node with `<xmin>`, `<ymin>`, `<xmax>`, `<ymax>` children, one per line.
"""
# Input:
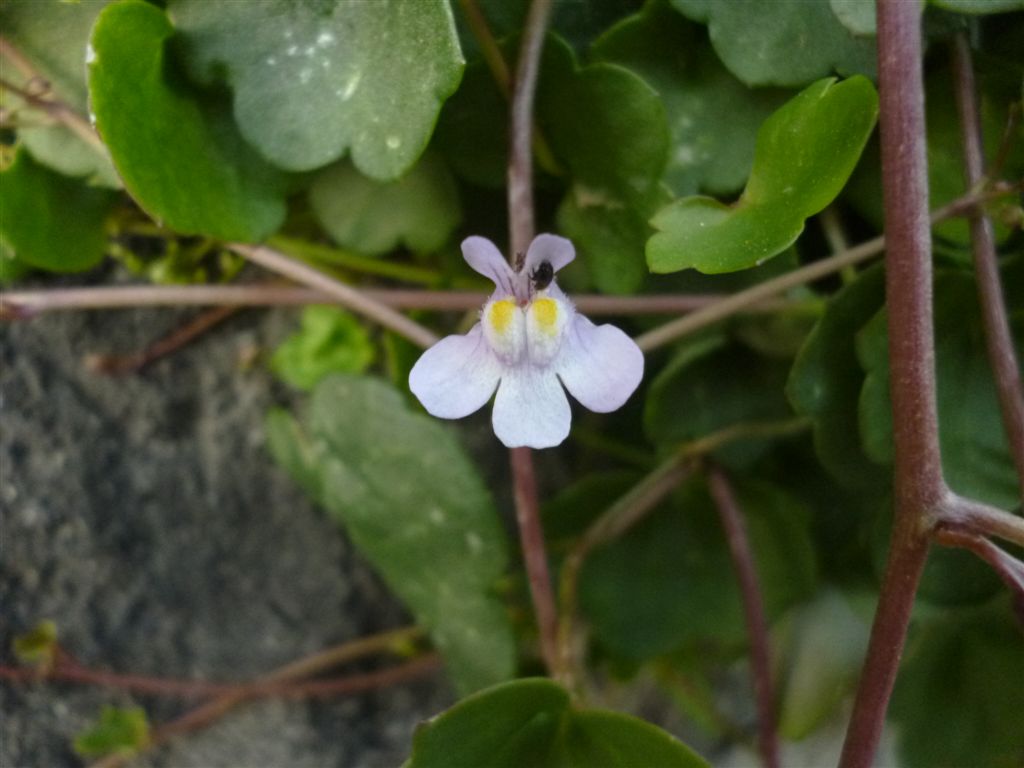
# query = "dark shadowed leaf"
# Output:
<box><xmin>787</xmin><ymin>265</ymin><xmax>889</xmax><ymax>488</ymax></box>
<box><xmin>0</xmin><ymin>149</ymin><xmax>116</xmax><ymax>272</ymax></box>
<box><xmin>579</xmin><ymin>477</ymin><xmax>817</xmax><ymax>662</ymax></box>
<box><xmin>405</xmin><ymin>678</ymin><xmax>709</xmax><ymax>768</ymax></box>
<box><xmin>890</xmin><ymin>606</ymin><xmax>1024</xmax><ymax>768</ymax></box>
<box><xmin>645</xmin><ymin>335</ymin><xmax>794</xmax><ymax>467</ymax></box>
<box><xmin>857</xmin><ymin>269</ymin><xmax>1023</xmax><ymax>510</ymax></box>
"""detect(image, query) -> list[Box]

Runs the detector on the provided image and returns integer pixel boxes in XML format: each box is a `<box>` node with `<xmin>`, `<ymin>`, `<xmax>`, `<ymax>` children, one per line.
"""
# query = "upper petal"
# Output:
<box><xmin>462</xmin><ymin>236</ymin><xmax>516</xmax><ymax>295</ymax></box>
<box><xmin>523</xmin><ymin>233</ymin><xmax>576</xmax><ymax>276</ymax></box>
<box><xmin>492</xmin><ymin>366</ymin><xmax>571</xmax><ymax>449</ymax></box>
<box><xmin>556</xmin><ymin>314</ymin><xmax>644</xmax><ymax>413</ymax></box>
<box><xmin>409</xmin><ymin>325</ymin><xmax>502</xmax><ymax>419</ymax></box>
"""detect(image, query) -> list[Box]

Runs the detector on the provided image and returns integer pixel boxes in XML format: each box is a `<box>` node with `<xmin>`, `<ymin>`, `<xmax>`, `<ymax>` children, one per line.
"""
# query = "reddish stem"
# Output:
<box><xmin>934</xmin><ymin>528</ymin><xmax>1024</xmax><ymax>607</ymax></box>
<box><xmin>505</xmin><ymin>0</ymin><xmax>561</xmax><ymax>680</ymax></box>
<box><xmin>840</xmin><ymin>2</ymin><xmax>940</xmax><ymax>766</ymax></box>
<box><xmin>0</xmin><ymin>285</ymin><xmax>797</xmax><ymax>316</ymax></box>
<box><xmin>951</xmin><ymin>33</ymin><xmax>1024</xmax><ymax>504</ymax></box>
<box><xmin>510</xmin><ymin>446</ymin><xmax>560</xmax><ymax>676</ymax></box>
<box><xmin>85</xmin><ymin>305</ymin><xmax>238</xmax><ymax>375</ymax></box>
<box><xmin>706</xmin><ymin>466</ymin><xmax>780</xmax><ymax>768</ymax></box>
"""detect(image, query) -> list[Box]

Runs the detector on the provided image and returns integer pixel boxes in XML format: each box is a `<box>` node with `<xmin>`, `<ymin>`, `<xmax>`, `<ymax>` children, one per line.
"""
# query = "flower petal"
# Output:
<box><xmin>492</xmin><ymin>367</ymin><xmax>571</xmax><ymax>449</ymax></box>
<box><xmin>556</xmin><ymin>315</ymin><xmax>644</xmax><ymax>413</ymax></box>
<box><xmin>462</xmin><ymin>236</ymin><xmax>515</xmax><ymax>295</ymax></box>
<box><xmin>409</xmin><ymin>325</ymin><xmax>502</xmax><ymax>419</ymax></box>
<box><xmin>523</xmin><ymin>233</ymin><xmax>575</xmax><ymax>276</ymax></box>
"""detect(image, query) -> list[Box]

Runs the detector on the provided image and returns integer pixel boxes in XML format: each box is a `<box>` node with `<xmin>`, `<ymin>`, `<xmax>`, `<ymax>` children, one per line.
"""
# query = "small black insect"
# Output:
<box><xmin>529</xmin><ymin>261</ymin><xmax>554</xmax><ymax>292</ymax></box>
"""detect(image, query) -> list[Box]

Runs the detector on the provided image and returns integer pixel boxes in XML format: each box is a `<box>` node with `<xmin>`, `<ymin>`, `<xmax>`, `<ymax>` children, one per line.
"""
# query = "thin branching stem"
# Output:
<box><xmin>85</xmin><ymin>655</ymin><xmax>439</xmax><ymax>768</ymax></box>
<box><xmin>556</xmin><ymin>417</ymin><xmax>807</xmax><ymax>690</ymax></box>
<box><xmin>0</xmin><ymin>37</ymin><xmax>108</xmax><ymax>155</ymax></box>
<box><xmin>933</xmin><ymin>528</ymin><xmax>1024</xmax><ymax>606</ymax></box>
<box><xmin>0</xmin><ymin>285</ymin><xmax>801</xmax><ymax>317</ymax></box>
<box><xmin>707</xmin><ymin>465</ymin><xmax>780</xmax><ymax>768</ymax></box>
<box><xmin>229</xmin><ymin>243</ymin><xmax>438</xmax><ymax>349</ymax></box>
<box><xmin>951</xmin><ymin>33</ymin><xmax>1024</xmax><ymax>503</ymax></box>
<box><xmin>632</xmin><ymin>186</ymin><xmax>1012</xmax><ymax>353</ymax></box>
<box><xmin>840</xmin><ymin>2</ymin><xmax>938</xmax><ymax>765</ymax></box>
<box><xmin>939</xmin><ymin>493</ymin><xmax>1024</xmax><ymax>549</ymax></box>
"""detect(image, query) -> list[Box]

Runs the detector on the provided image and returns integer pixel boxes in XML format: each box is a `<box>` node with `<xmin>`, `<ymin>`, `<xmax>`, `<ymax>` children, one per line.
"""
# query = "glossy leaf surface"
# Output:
<box><xmin>647</xmin><ymin>76</ymin><xmax>878</xmax><ymax>274</ymax></box>
<box><xmin>169</xmin><ymin>0</ymin><xmax>464</xmax><ymax>177</ymax></box>
<box><xmin>406</xmin><ymin>678</ymin><xmax>709</xmax><ymax>768</ymax></box>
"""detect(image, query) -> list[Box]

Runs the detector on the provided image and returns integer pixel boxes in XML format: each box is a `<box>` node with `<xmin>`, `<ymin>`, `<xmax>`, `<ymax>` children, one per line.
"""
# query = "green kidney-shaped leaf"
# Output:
<box><xmin>669</xmin><ymin>0</ymin><xmax>877</xmax><ymax>87</ymax></box>
<box><xmin>309</xmin><ymin>153</ymin><xmax>461</xmax><ymax>256</ymax></box>
<box><xmin>265</xmin><ymin>375</ymin><xmax>514</xmax><ymax>694</ymax></box>
<box><xmin>537</xmin><ymin>36</ymin><xmax>669</xmax><ymax>207</ymax></box>
<box><xmin>580</xmin><ymin>477</ymin><xmax>817</xmax><ymax>663</ymax></box>
<box><xmin>88</xmin><ymin>1</ymin><xmax>288</xmax><ymax>242</ymax></box>
<box><xmin>557</xmin><ymin>184</ymin><xmax>662</xmax><ymax>295</ymax></box>
<box><xmin>0</xmin><ymin>149</ymin><xmax>117</xmax><ymax>273</ymax></box>
<box><xmin>648</xmin><ymin>196</ymin><xmax>802</xmax><ymax>274</ymax></box>
<box><xmin>433</xmin><ymin>54</ymin><xmax>509</xmax><ymax>188</ymax></box>
<box><xmin>592</xmin><ymin>1</ymin><xmax>791</xmax><ymax>197</ymax></box>
<box><xmin>744</xmin><ymin>76</ymin><xmax>879</xmax><ymax>209</ymax></box>
<box><xmin>647</xmin><ymin>76</ymin><xmax>878</xmax><ymax>274</ymax></box>
<box><xmin>787</xmin><ymin>265</ymin><xmax>889</xmax><ymax>488</ymax></box>
<box><xmin>406</xmin><ymin>678</ymin><xmax>709</xmax><ymax>768</ymax></box>
<box><xmin>169</xmin><ymin>0</ymin><xmax>464</xmax><ymax>178</ymax></box>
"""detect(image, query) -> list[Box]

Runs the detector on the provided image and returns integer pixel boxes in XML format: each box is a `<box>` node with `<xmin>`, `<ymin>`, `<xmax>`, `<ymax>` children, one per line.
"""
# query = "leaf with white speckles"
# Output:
<box><xmin>88</xmin><ymin>1</ymin><xmax>289</xmax><ymax>241</ymax></box>
<box><xmin>169</xmin><ymin>0</ymin><xmax>465</xmax><ymax>178</ymax></box>
<box><xmin>265</xmin><ymin>375</ymin><xmax>515</xmax><ymax>694</ymax></box>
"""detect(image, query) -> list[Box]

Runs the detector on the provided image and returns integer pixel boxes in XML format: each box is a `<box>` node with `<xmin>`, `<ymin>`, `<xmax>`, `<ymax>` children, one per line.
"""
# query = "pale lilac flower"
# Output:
<box><xmin>409</xmin><ymin>234</ymin><xmax>644</xmax><ymax>449</ymax></box>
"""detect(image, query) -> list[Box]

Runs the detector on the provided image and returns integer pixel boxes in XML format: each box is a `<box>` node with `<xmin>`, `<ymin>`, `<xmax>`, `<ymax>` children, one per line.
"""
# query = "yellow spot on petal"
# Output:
<box><xmin>488</xmin><ymin>299</ymin><xmax>516</xmax><ymax>335</ymax></box>
<box><xmin>531</xmin><ymin>298</ymin><xmax>559</xmax><ymax>334</ymax></box>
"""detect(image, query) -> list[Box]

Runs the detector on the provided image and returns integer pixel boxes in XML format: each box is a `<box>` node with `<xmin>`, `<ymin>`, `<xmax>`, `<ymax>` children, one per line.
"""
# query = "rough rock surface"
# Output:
<box><xmin>0</xmin><ymin>302</ymin><xmax>452</xmax><ymax>768</ymax></box>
